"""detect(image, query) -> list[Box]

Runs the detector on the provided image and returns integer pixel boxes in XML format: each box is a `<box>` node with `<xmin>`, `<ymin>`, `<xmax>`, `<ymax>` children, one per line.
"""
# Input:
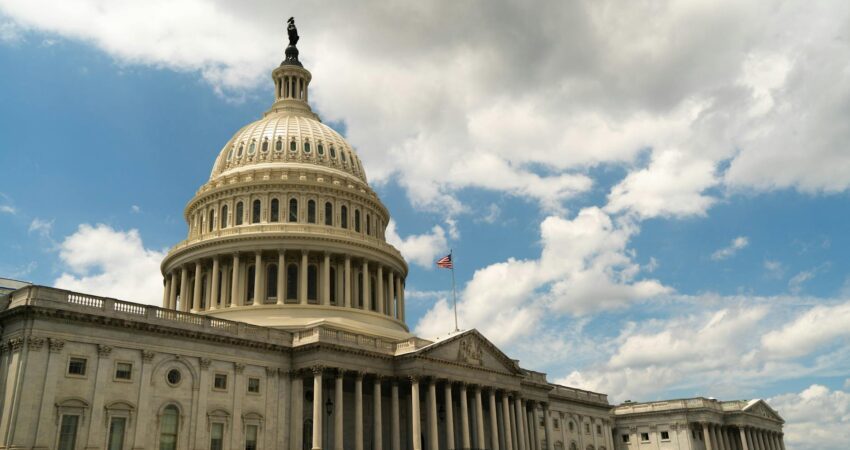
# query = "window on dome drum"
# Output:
<box><xmin>107</xmin><ymin>416</ymin><xmax>126</xmax><ymax>450</ymax></box>
<box><xmin>246</xmin><ymin>265</ymin><xmax>255</xmax><ymax>303</ymax></box>
<box><xmin>267</xmin><ymin>264</ymin><xmax>277</xmax><ymax>299</ymax></box>
<box><xmin>248</xmin><ymin>141</ymin><xmax>256</xmax><ymax>155</ymax></box>
<box><xmin>354</xmin><ymin>210</ymin><xmax>361</xmax><ymax>232</ymax></box>
<box><xmin>287</xmin><ymin>198</ymin><xmax>297</xmax><ymax>222</ymax></box>
<box><xmin>252</xmin><ymin>200</ymin><xmax>261</xmax><ymax>224</ymax></box>
<box><xmin>286</xmin><ymin>264</ymin><xmax>298</xmax><ymax>300</ymax></box>
<box><xmin>235</xmin><ymin>202</ymin><xmax>244</xmax><ymax>225</ymax></box>
<box><xmin>237</xmin><ymin>145</ymin><xmax>244</xmax><ymax>158</ymax></box>
<box><xmin>275</xmin><ymin>138</ymin><xmax>283</xmax><ymax>151</ymax></box>
<box><xmin>245</xmin><ymin>425</ymin><xmax>258</xmax><ymax>450</ymax></box>
<box><xmin>270</xmin><ymin>199</ymin><xmax>280</xmax><ymax>223</ymax></box>
<box><xmin>358</xmin><ymin>271</ymin><xmax>364</xmax><ymax>308</ymax></box>
<box><xmin>220</xmin><ymin>205</ymin><xmax>228</xmax><ymax>229</ymax></box>
<box><xmin>159</xmin><ymin>406</ymin><xmax>179</xmax><ymax>450</ymax></box>
<box><xmin>330</xmin><ymin>146</ymin><xmax>337</xmax><ymax>158</ymax></box>
<box><xmin>341</xmin><ymin>151</ymin><xmax>347</xmax><ymax>164</ymax></box>
<box><xmin>569</xmin><ymin>422</ymin><xmax>574</xmax><ymax>432</ymax></box>
<box><xmin>290</xmin><ymin>139</ymin><xmax>297</xmax><ymax>152</ymax></box>
<box><xmin>329</xmin><ymin>267</ymin><xmax>337</xmax><ymax>304</ymax></box>
<box><xmin>324</xmin><ymin>202</ymin><xmax>333</xmax><ymax>226</ymax></box>
<box><xmin>261</xmin><ymin>140</ymin><xmax>268</xmax><ymax>152</ymax></box>
<box><xmin>366</xmin><ymin>214</ymin><xmax>371</xmax><ymax>235</ymax></box>
<box><xmin>307</xmin><ymin>265</ymin><xmax>318</xmax><ymax>302</ymax></box>
<box><xmin>597</xmin><ymin>425</ymin><xmax>602</xmax><ymax>435</ymax></box>
<box><xmin>210</xmin><ymin>423</ymin><xmax>224</xmax><ymax>450</ymax></box>
<box><xmin>317</xmin><ymin>143</ymin><xmax>324</xmax><ymax>156</ymax></box>
<box><xmin>304</xmin><ymin>141</ymin><xmax>311</xmax><ymax>153</ymax></box>
<box><xmin>307</xmin><ymin>200</ymin><xmax>316</xmax><ymax>223</ymax></box>
<box><xmin>208</xmin><ymin>210</ymin><xmax>215</xmax><ymax>232</ymax></box>
<box><xmin>227</xmin><ymin>148</ymin><xmax>234</xmax><ymax>161</ymax></box>
<box><xmin>57</xmin><ymin>414</ymin><xmax>79</xmax><ymax>450</ymax></box>
<box><xmin>340</xmin><ymin>206</ymin><xmax>348</xmax><ymax>229</ymax></box>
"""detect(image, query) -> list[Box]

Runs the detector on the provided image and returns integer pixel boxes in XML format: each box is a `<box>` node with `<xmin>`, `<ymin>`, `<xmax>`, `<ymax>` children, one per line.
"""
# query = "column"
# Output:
<box><xmin>411</xmin><ymin>377</ymin><xmax>422</xmax><ymax>450</ymax></box>
<box><xmin>231</xmin><ymin>253</ymin><xmax>241</xmax><ymax>306</ymax></box>
<box><xmin>222</xmin><ymin>264</ymin><xmax>231</xmax><ymax>307</ymax></box>
<box><xmin>723</xmin><ymin>426</ymin><xmax>732</xmax><ymax>450</ymax></box>
<box><xmin>745</xmin><ymin>428</ymin><xmax>755</xmax><ymax>450</ymax></box>
<box><xmin>779</xmin><ymin>433</ymin><xmax>786</xmax><ymax>450</ymax></box>
<box><xmin>377</xmin><ymin>264</ymin><xmax>385</xmax><ymax>314</ymax></box>
<box><xmin>374</xmin><ymin>377</ymin><xmax>383</xmax><ymax>450</ymax></box>
<box><xmin>514</xmin><ymin>396</ymin><xmax>526</xmax><ymax>450</ymax></box>
<box><xmin>300</xmin><ymin>251</ymin><xmax>308</xmax><ymax>304</ymax></box>
<box><xmin>388</xmin><ymin>271</ymin><xmax>396</xmax><ymax>318</ymax></box>
<box><xmin>355</xmin><ymin>372</ymin><xmax>364</xmax><ymax>450</ymax></box>
<box><xmin>460</xmin><ymin>383</ymin><xmax>471</xmax><ymax>450</ymax></box>
<box><xmin>312</xmin><ymin>367</ymin><xmax>323</xmax><ymax>450</ymax></box>
<box><xmin>277</xmin><ymin>250</ymin><xmax>286</xmax><ymax>305</ymax></box>
<box><xmin>475</xmin><ymin>386</ymin><xmax>486</xmax><ymax>450</ymax></box>
<box><xmin>711</xmin><ymin>424</ymin><xmax>722</xmax><ymax>450</ymax></box>
<box><xmin>703</xmin><ymin>423</ymin><xmax>714</xmax><ymax>450</ymax></box>
<box><xmin>168</xmin><ymin>272</ymin><xmax>177</xmax><ymax>309</ymax></box>
<box><xmin>502</xmin><ymin>393</ymin><xmax>514</xmax><ymax>450</ymax></box>
<box><xmin>520</xmin><ymin>400</ymin><xmax>530</xmax><ymax>450</ymax></box>
<box><xmin>444</xmin><ymin>382</ymin><xmax>455</xmax><ymax>450</ymax></box>
<box><xmin>489</xmin><ymin>390</ymin><xmax>501</xmax><ymax>450</ymax></box>
<box><xmin>192</xmin><ymin>261</ymin><xmax>202</xmax><ymax>311</ymax></box>
<box><xmin>334</xmin><ymin>371</ymin><xmax>344</xmax><ymax>450</ymax></box>
<box><xmin>399</xmin><ymin>278</ymin><xmax>406</xmax><ymax>321</ymax></box>
<box><xmin>757</xmin><ymin>430</ymin><xmax>766</xmax><ymax>450</ymax></box>
<box><xmin>738</xmin><ymin>427</ymin><xmax>750</xmax><ymax>450</ymax></box>
<box><xmin>544</xmin><ymin>403</ymin><xmax>554</xmax><ymax>450</ymax></box>
<box><xmin>428</xmin><ymin>379</ymin><xmax>439</xmax><ymax>450</ymax></box>
<box><xmin>344</xmin><ymin>256</ymin><xmax>352</xmax><ymax>307</ymax></box>
<box><xmin>208</xmin><ymin>257</ymin><xmax>219</xmax><ymax>310</ymax></box>
<box><xmin>162</xmin><ymin>276</ymin><xmax>170</xmax><ymax>308</ymax></box>
<box><xmin>362</xmin><ymin>260</ymin><xmax>371</xmax><ymax>310</ymax></box>
<box><xmin>391</xmin><ymin>380</ymin><xmax>401</xmax><ymax>450</ymax></box>
<box><xmin>290</xmin><ymin>372</ymin><xmax>304</xmax><ymax>450</ymax></box>
<box><xmin>179</xmin><ymin>266</ymin><xmax>189</xmax><ymax>311</ymax></box>
<box><xmin>323</xmin><ymin>253</ymin><xmax>331</xmax><ymax>305</ymax></box>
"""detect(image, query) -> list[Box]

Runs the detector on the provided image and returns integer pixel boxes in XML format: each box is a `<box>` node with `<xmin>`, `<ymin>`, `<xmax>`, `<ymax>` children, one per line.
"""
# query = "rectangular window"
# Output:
<box><xmin>213</xmin><ymin>373</ymin><xmax>228</xmax><ymax>390</ymax></box>
<box><xmin>622</xmin><ymin>434</ymin><xmax>630</xmax><ymax>443</ymax></box>
<box><xmin>661</xmin><ymin>431</ymin><xmax>670</xmax><ymax>441</ymax></box>
<box><xmin>68</xmin><ymin>357</ymin><xmax>87</xmax><ymax>376</ymax></box>
<box><xmin>585</xmin><ymin>423</ymin><xmax>591</xmax><ymax>434</ymax></box>
<box><xmin>641</xmin><ymin>432</ymin><xmax>650</xmax><ymax>442</ymax></box>
<box><xmin>107</xmin><ymin>417</ymin><xmax>127</xmax><ymax>450</ymax></box>
<box><xmin>245</xmin><ymin>425</ymin><xmax>258</xmax><ymax>450</ymax></box>
<box><xmin>247</xmin><ymin>377</ymin><xmax>260</xmax><ymax>393</ymax></box>
<box><xmin>597</xmin><ymin>424</ymin><xmax>602</xmax><ymax>435</ymax></box>
<box><xmin>210</xmin><ymin>423</ymin><xmax>224</xmax><ymax>450</ymax></box>
<box><xmin>115</xmin><ymin>362</ymin><xmax>132</xmax><ymax>380</ymax></box>
<box><xmin>58</xmin><ymin>415</ymin><xmax>79</xmax><ymax>450</ymax></box>
<box><xmin>553</xmin><ymin>418</ymin><xmax>559</xmax><ymax>429</ymax></box>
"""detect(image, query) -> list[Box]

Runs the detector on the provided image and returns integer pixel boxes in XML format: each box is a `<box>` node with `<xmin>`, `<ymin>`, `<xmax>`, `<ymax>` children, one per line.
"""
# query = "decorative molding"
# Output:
<box><xmin>198</xmin><ymin>358</ymin><xmax>212</xmax><ymax>370</ymax></box>
<box><xmin>234</xmin><ymin>363</ymin><xmax>245</xmax><ymax>373</ymax></box>
<box><xmin>141</xmin><ymin>350</ymin><xmax>156</xmax><ymax>362</ymax></box>
<box><xmin>457</xmin><ymin>335</ymin><xmax>484</xmax><ymax>366</ymax></box>
<box><xmin>97</xmin><ymin>344</ymin><xmax>113</xmax><ymax>357</ymax></box>
<box><xmin>27</xmin><ymin>336</ymin><xmax>45</xmax><ymax>351</ymax></box>
<box><xmin>48</xmin><ymin>338</ymin><xmax>66</xmax><ymax>353</ymax></box>
<box><xmin>8</xmin><ymin>337</ymin><xmax>23</xmax><ymax>353</ymax></box>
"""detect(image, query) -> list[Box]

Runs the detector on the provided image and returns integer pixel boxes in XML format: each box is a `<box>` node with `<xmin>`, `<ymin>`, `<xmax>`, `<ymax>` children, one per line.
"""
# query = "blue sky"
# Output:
<box><xmin>2</xmin><ymin>2</ymin><xmax>850</xmax><ymax>448</ymax></box>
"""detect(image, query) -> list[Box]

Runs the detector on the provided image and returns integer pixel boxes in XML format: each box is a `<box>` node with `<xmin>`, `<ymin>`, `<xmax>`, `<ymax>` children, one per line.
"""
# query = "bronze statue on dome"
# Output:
<box><xmin>283</xmin><ymin>17</ymin><xmax>302</xmax><ymax>66</ymax></box>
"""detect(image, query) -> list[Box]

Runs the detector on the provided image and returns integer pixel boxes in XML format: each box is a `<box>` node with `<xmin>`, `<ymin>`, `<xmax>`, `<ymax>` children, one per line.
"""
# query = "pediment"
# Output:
<box><xmin>743</xmin><ymin>400</ymin><xmax>784</xmax><ymax>422</ymax></box>
<box><xmin>415</xmin><ymin>329</ymin><xmax>522</xmax><ymax>375</ymax></box>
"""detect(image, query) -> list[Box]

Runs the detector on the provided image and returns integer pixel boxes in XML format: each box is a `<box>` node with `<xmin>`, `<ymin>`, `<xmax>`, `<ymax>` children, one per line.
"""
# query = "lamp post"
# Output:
<box><xmin>325</xmin><ymin>396</ymin><xmax>334</xmax><ymax>448</ymax></box>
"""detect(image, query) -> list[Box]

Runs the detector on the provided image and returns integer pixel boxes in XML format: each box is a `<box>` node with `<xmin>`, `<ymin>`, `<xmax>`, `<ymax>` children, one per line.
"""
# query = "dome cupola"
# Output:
<box><xmin>160</xmin><ymin>19</ymin><xmax>409</xmax><ymax>340</ymax></box>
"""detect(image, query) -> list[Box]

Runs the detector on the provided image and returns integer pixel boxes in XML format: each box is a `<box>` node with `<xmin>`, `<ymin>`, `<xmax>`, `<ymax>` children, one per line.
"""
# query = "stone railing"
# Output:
<box><xmin>6</xmin><ymin>286</ymin><xmax>293</xmax><ymax>346</ymax></box>
<box><xmin>169</xmin><ymin>222</ymin><xmax>404</xmax><ymax>260</ymax></box>
<box><xmin>291</xmin><ymin>327</ymin><xmax>431</xmax><ymax>355</ymax></box>
<box><xmin>550</xmin><ymin>385</ymin><xmax>610</xmax><ymax>405</ymax></box>
<box><xmin>613</xmin><ymin>397</ymin><xmax>723</xmax><ymax>415</ymax></box>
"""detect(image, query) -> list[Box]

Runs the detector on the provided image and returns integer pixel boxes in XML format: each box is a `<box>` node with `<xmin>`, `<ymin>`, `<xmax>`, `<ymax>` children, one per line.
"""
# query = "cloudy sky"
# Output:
<box><xmin>1</xmin><ymin>1</ymin><xmax>849</xmax><ymax>448</ymax></box>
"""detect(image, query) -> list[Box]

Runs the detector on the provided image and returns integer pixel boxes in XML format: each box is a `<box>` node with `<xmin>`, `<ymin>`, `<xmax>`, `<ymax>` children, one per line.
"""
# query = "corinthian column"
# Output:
<box><xmin>739</xmin><ymin>427</ymin><xmax>750</xmax><ymax>450</ymax></box>
<box><xmin>179</xmin><ymin>266</ymin><xmax>189</xmax><ymax>311</ymax></box>
<box><xmin>254</xmin><ymin>252</ymin><xmax>263</xmax><ymax>305</ymax></box>
<box><xmin>388</xmin><ymin>271</ymin><xmax>396</xmax><ymax>318</ymax></box>
<box><xmin>391</xmin><ymin>380</ymin><xmax>401</xmax><ymax>450</ymax></box>
<box><xmin>374</xmin><ymin>376</ymin><xmax>383</xmax><ymax>450</ymax></box>
<box><xmin>168</xmin><ymin>272</ymin><xmax>177</xmax><ymax>309</ymax></box>
<box><xmin>210</xmin><ymin>256</ymin><xmax>220</xmax><ymax>310</ymax></box>
<box><xmin>489</xmin><ymin>390</ymin><xmax>501</xmax><ymax>450</ymax></box>
<box><xmin>362</xmin><ymin>260</ymin><xmax>371</xmax><ymax>310</ymax></box>
<box><xmin>502</xmin><ymin>393</ymin><xmax>514</xmax><ymax>450</ymax></box>
<box><xmin>277</xmin><ymin>250</ymin><xmax>285</xmax><ymax>305</ymax></box>
<box><xmin>428</xmin><ymin>379</ymin><xmax>439</xmax><ymax>450</ymax></box>
<box><xmin>300</xmin><ymin>251</ymin><xmax>308</xmax><ymax>304</ymax></box>
<box><xmin>323</xmin><ymin>252</ymin><xmax>331</xmax><ymax>305</ymax></box>
<box><xmin>475</xmin><ymin>386</ymin><xmax>486</xmax><ymax>450</ymax></box>
<box><xmin>334</xmin><ymin>371</ymin><xmax>344</xmax><ymax>450</ymax></box>
<box><xmin>514</xmin><ymin>395</ymin><xmax>526</xmax><ymax>450</ymax></box>
<box><xmin>411</xmin><ymin>376</ymin><xmax>422</xmax><ymax>450</ymax></box>
<box><xmin>231</xmin><ymin>253</ymin><xmax>241</xmax><ymax>306</ymax></box>
<box><xmin>444</xmin><ymin>382</ymin><xmax>455</xmax><ymax>450</ymax></box>
<box><xmin>460</xmin><ymin>383</ymin><xmax>471</xmax><ymax>449</ymax></box>
<box><xmin>344</xmin><ymin>256</ymin><xmax>352</xmax><ymax>307</ymax></box>
<box><xmin>312</xmin><ymin>367</ymin><xmax>323</xmax><ymax>450</ymax></box>
<box><xmin>355</xmin><ymin>372</ymin><xmax>364</xmax><ymax>450</ymax></box>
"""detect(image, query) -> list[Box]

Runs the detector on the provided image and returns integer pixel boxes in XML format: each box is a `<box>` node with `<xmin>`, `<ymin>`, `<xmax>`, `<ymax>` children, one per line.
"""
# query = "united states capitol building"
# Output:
<box><xmin>0</xmin><ymin>23</ymin><xmax>786</xmax><ymax>450</ymax></box>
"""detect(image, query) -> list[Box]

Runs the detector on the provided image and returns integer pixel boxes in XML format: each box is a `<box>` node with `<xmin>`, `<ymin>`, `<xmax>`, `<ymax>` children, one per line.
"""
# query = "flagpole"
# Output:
<box><xmin>450</xmin><ymin>249</ymin><xmax>459</xmax><ymax>332</ymax></box>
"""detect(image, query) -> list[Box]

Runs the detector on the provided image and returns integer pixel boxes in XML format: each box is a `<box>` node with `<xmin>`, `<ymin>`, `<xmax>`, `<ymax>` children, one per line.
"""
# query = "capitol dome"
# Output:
<box><xmin>160</xmin><ymin>37</ymin><xmax>409</xmax><ymax>340</ymax></box>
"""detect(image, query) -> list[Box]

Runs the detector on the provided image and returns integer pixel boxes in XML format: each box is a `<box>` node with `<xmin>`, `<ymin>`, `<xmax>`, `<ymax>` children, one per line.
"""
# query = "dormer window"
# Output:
<box><xmin>237</xmin><ymin>144</ymin><xmax>244</xmax><ymax>158</ymax></box>
<box><xmin>290</xmin><ymin>139</ymin><xmax>297</xmax><ymax>152</ymax></box>
<box><xmin>304</xmin><ymin>140</ymin><xmax>311</xmax><ymax>153</ymax></box>
<box><xmin>329</xmin><ymin>146</ymin><xmax>337</xmax><ymax>159</ymax></box>
<box><xmin>341</xmin><ymin>151</ymin><xmax>347</xmax><ymax>164</ymax></box>
<box><xmin>261</xmin><ymin>139</ymin><xmax>269</xmax><ymax>152</ymax></box>
<box><xmin>227</xmin><ymin>147</ymin><xmax>234</xmax><ymax>161</ymax></box>
<box><xmin>275</xmin><ymin>138</ymin><xmax>283</xmax><ymax>151</ymax></box>
<box><xmin>317</xmin><ymin>142</ymin><xmax>324</xmax><ymax>156</ymax></box>
<box><xmin>247</xmin><ymin>141</ymin><xmax>256</xmax><ymax>155</ymax></box>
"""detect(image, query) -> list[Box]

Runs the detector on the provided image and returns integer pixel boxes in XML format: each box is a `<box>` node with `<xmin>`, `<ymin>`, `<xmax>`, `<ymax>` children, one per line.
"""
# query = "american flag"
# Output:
<box><xmin>436</xmin><ymin>254</ymin><xmax>453</xmax><ymax>269</ymax></box>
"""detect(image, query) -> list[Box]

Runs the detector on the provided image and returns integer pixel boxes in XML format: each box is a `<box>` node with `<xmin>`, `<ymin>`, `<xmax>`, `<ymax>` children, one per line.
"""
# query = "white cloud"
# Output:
<box><xmin>769</xmin><ymin>385</ymin><xmax>850</xmax><ymax>450</ymax></box>
<box><xmin>0</xmin><ymin>19</ymin><xmax>23</xmax><ymax>43</ymax></box>
<box><xmin>711</xmin><ymin>236</ymin><xmax>750</xmax><ymax>261</ymax></box>
<box><xmin>130</xmin><ymin>205</ymin><xmax>141</xmax><ymax>213</ymax></box>
<box><xmin>761</xmin><ymin>301</ymin><xmax>850</xmax><ymax>359</ymax></box>
<box><xmin>0</xmin><ymin>205</ymin><xmax>15</xmax><ymax>215</ymax></box>
<box><xmin>384</xmin><ymin>219</ymin><xmax>449</xmax><ymax>269</ymax></box>
<box><xmin>27</xmin><ymin>218</ymin><xmax>53</xmax><ymax>238</ymax></box>
<box><xmin>764</xmin><ymin>260</ymin><xmax>784</xmax><ymax>279</ymax></box>
<box><xmin>53</xmin><ymin>223</ymin><xmax>166</xmax><ymax>305</ymax></box>
<box><xmin>788</xmin><ymin>269</ymin><xmax>816</xmax><ymax>295</ymax></box>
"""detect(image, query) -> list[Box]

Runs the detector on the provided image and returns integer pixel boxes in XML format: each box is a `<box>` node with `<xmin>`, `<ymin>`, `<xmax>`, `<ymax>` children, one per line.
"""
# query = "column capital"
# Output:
<box><xmin>407</xmin><ymin>374</ymin><xmax>420</xmax><ymax>383</ymax></box>
<box><xmin>311</xmin><ymin>365</ymin><xmax>324</xmax><ymax>375</ymax></box>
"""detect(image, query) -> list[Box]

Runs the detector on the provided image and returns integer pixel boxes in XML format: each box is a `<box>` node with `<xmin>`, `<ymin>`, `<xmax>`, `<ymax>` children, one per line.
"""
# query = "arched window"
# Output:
<box><xmin>220</xmin><ymin>205</ymin><xmax>228</xmax><ymax>229</ymax></box>
<box><xmin>289</xmin><ymin>139</ymin><xmax>297</xmax><ymax>152</ymax></box>
<box><xmin>159</xmin><ymin>405</ymin><xmax>179</xmax><ymax>450</ymax></box>
<box><xmin>275</xmin><ymin>138</ymin><xmax>283</xmax><ymax>151</ymax></box>
<box><xmin>288</xmin><ymin>198</ymin><xmax>298</xmax><ymax>222</ymax></box>
<box><xmin>246</xmin><ymin>265</ymin><xmax>255</xmax><ymax>303</ymax></box>
<box><xmin>341</xmin><ymin>151</ymin><xmax>347</xmax><ymax>163</ymax></box>
<box><xmin>317</xmin><ymin>142</ymin><xmax>324</xmax><ymax>156</ymax></box>
<box><xmin>366</xmin><ymin>214</ymin><xmax>371</xmax><ymax>236</ymax></box>
<box><xmin>227</xmin><ymin>147</ymin><xmax>234</xmax><ymax>161</ymax></box>
<box><xmin>304</xmin><ymin>140</ymin><xmax>311</xmax><ymax>153</ymax></box>
<box><xmin>330</xmin><ymin>146</ymin><xmax>337</xmax><ymax>159</ymax></box>
<box><xmin>235</xmin><ymin>202</ymin><xmax>244</xmax><ymax>226</ymax></box>
<box><xmin>208</xmin><ymin>210</ymin><xmax>215</xmax><ymax>232</ymax></box>
<box><xmin>251</xmin><ymin>200</ymin><xmax>261</xmax><ymax>224</ymax></box>
<box><xmin>354</xmin><ymin>210</ymin><xmax>361</xmax><ymax>232</ymax></box>
<box><xmin>267</xmin><ymin>264</ymin><xmax>277</xmax><ymax>299</ymax></box>
<box><xmin>307</xmin><ymin>265</ymin><xmax>318</xmax><ymax>302</ymax></box>
<box><xmin>340</xmin><ymin>206</ymin><xmax>348</xmax><ymax>229</ymax></box>
<box><xmin>286</xmin><ymin>264</ymin><xmax>298</xmax><ymax>300</ymax></box>
<box><xmin>270</xmin><ymin>199</ymin><xmax>280</xmax><ymax>223</ymax></box>
<box><xmin>261</xmin><ymin>139</ymin><xmax>269</xmax><ymax>152</ymax></box>
<box><xmin>247</xmin><ymin>141</ymin><xmax>256</xmax><ymax>155</ymax></box>
<box><xmin>358</xmin><ymin>271</ymin><xmax>364</xmax><ymax>308</ymax></box>
<box><xmin>200</xmin><ymin>275</ymin><xmax>207</xmax><ymax>309</ymax></box>
<box><xmin>324</xmin><ymin>202</ymin><xmax>333</xmax><ymax>226</ymax></box>
<box><xmin>237</xmin><ymin>144</ymin><xmax>244</xmax><ymax>158</ymax></box>
<box><xmin>307</xmin><ymin>200</ymin><xmax>316</xmax><ymax>223</ymax></box>
<box><xmin>329</xmin><ymin>267</ymin><xmax>337</xmax><ymax>305</ymax></box>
